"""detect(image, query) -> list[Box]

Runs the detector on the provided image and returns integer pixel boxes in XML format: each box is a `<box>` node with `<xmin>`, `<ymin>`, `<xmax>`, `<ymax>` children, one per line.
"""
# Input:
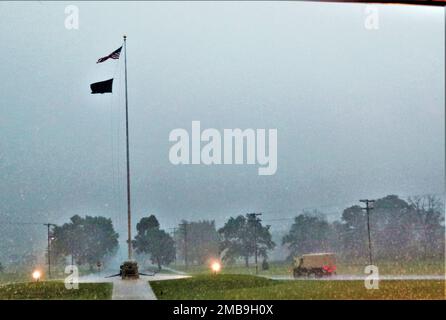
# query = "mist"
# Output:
<box><xmin>0</xmin><ymin>1</ymin><xmax>443</xmax><ymax>264</ymax></box>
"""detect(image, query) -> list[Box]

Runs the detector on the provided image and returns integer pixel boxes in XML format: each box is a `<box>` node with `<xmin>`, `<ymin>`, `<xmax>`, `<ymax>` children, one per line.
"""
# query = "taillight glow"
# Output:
<box><xmin>323</xmin><ymin>265</ymin><xmax>336</xmax><ymax>273</ymax></box>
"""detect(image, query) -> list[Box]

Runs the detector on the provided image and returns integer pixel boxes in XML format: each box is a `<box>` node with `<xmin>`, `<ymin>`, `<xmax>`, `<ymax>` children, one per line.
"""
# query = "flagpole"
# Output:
<box><xmin>123</xmin><ymin>35</ymin><xmax>132</xmax><ymax>261</ymax></box>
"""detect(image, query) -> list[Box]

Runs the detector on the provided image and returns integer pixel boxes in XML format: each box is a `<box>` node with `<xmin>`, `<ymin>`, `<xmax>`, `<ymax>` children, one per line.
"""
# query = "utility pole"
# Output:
<box><xmin>173</xmin><ymin>227</ymin><xmax>177</xmax><ymax>266</ymax></box>
<box><xmin>169</xmin><ymin>227</ymin><xmax>177</xmax><ymax>266</ymax></box>
<box><xmin>360</xmin><ymin>199</ymin><xmax>375</xmax><ymax>266</ymax></box>
<box><xmin>247</xmin><ymin>213</ymin><xmax>262</xmax><ymax>275</ymax></box>
<box><xmin>43</xmin><ymin>223</ymin><xmax>56</xmax><ymax>278</ymax></box>
<box><xmin>180</xmin><ymin>223</ymin><xmax>188</xmax><ymax>270</ymax></box>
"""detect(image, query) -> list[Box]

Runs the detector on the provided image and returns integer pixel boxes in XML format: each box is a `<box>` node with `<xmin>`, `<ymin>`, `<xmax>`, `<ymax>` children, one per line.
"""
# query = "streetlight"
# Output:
<box><xmin>32</xmin><ymin>270</ymin><xmax>41</xmax><ymax>282</ymax></box>
<box><xmin>211</xmin><ymin>261</ymin><xmax>221</xmax><ymax>275</ymax></box>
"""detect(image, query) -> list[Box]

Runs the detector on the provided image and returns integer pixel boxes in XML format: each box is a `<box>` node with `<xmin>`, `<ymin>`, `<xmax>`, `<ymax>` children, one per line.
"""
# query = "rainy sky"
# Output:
<box><xmin>0</xmin><ymin>1</ymin><xmax>444</xmax><ymax>253</ymax></box>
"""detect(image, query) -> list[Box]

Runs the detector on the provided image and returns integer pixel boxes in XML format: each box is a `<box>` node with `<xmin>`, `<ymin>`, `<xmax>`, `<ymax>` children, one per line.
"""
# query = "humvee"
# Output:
<box><xmin>293</xmin><ymin>253</ymin><xmax>336</xmax><ymax>278</ymax></box>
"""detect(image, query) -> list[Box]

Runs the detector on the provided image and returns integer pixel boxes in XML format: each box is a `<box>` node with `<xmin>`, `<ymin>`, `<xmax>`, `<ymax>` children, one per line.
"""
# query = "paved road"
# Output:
<box><xmin>79</xmin><ymin>271</ymin><xmax>189</xmax><ymax>283</ymax></box>
<box><xmin>263</xmin><ymin>274</ymin><xmax>446</xmax><ymax>281</ymax></box>
<box><xmin>162</xmin><ymin>266</ymin><xmax>188</xmax><ymax>275</ymax></box>
<box><xmin>78</xmin><ymin>271</ymin><xmax>189</xmax><ymax>300</ymax></box>
<box><xmin>111</xmin><ymin>278</ymin><xmax>157</xmax><ymax>300</ymax></box>
<box><xmin>142</xmin><ymin>267</ymin><xmax>445</xmax><ymax>282</ymax></box>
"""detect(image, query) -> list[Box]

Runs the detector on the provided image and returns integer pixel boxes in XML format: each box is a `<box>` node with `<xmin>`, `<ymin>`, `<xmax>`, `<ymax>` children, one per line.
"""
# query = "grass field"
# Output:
<box><xmin>0</xmin><ymin>281</ymin><xmax>112</xmax><ymax>300</ymax></box>
<box><xmin>172</xmin><ymin>259</ymin><xmax>445</xmax><ymax>276</ymax></box>
<box><xmin>150</xmin><ymin>274</ymin><xmax>446</xmax><ymax>300</ymax></box>
<box><xmin>0</xmin><ymin>272</ymin><xmax>30</xmax><ymax>285</ymax></box>
<box><xmin>0</xmin><ymin>264</ymin><xmax>105</xmax><ymax>285</ymax></box>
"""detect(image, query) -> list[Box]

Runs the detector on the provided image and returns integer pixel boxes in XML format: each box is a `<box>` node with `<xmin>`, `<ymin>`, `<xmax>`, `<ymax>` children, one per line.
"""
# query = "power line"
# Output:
<box><xmin>160</xmin><ymin>193</ymin><xmax>444</xmax><ymax>230</ymax></box>
<box><xmin>43</xmin><ymin>223</ymin><xmax>56</xmax><ymax>278</ymax></box>
<box><xmin>0</xmin><ymin>220</ymin><xmax>57</xmax><ymax>274</ymax></box>
<box><xmin>247</xmin><ymin>213</ymin><xmax>262</xmax><ymax>275</ymax></box>
<box><xmin>0</xmin><ymin>220</ymin><xmax>48</xmax><ymax>226</ymax></box>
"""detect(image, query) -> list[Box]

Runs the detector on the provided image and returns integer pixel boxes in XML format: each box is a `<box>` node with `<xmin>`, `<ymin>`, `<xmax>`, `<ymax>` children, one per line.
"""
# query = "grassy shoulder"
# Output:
<box><xmin>0</xmin><ymin>281</ymin><xmax>112</xmax><ymax>300</ymax></box>
<box><xmin>172</xmin><ymin>259</ymin><xmax>445</xmax><ymax>276</ymax></box>
<box><xmin>150</xmin><ymin>274</ymin><xmax>446</xmax><ymax>300</ymax></box>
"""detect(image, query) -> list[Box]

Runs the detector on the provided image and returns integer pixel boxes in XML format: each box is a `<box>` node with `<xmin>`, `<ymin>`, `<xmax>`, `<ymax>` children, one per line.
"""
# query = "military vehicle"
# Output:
<box><xmin>120</xmin><ymin>261</ymin><xmax>139</xmax><ymax>279</ymax></box>
<box><xmin>106</xmin><ymin>261</ymin><xmax>157</xmax><ymax>280</ymax></box>
<box><xmin>293</xmin><ymin>253</ymin><xmax>336</xmax><ymax>278</ymax></box>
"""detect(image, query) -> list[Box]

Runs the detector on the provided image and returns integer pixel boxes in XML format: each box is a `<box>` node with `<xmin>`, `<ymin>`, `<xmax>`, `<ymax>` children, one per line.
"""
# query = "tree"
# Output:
<box><xmin>372</xmin><ymin>195</ymin><xmax>414</xmax><ymax>260</ymax></box>
<box><xmin>52</xmin><ymin>215</ymin><xmax>119</xmax><ymax>268</ymax></box>
<box><xmin>133</xmin><ymin>215</ymin><xmax>175</xmax><ymax>270</ymax></box>
<box><xmin>219</xmin><ymin>215</ymin><xmax>275</xmax><ymax>267</ymax></box>
<box><xmin>339</xmin><ymin>205</ymin><xmax>369</xmax><ymax>260</ymax></box>
<box><xmin>408</xmin><ymin>195</ymin><xmax>445</xmax><ymax>258</ymax></box>
<box><xmin>0</xmin><ymin>262</ymin><xmax>4</xmax><ymax>273</ymax></box>
<box><xmin>336</xmin><ymin>194</ymin><xmax>445</xmax><ymax>262</ymax></box>
<box><xmin>176</xmin><ymin>220</ymin><xmax>220</xmax><ymax>266</ymax></box>
<box><xmin>282</xmin><ymin>211</ymin><xmax>332</xmax><ymax>261</ymax></box>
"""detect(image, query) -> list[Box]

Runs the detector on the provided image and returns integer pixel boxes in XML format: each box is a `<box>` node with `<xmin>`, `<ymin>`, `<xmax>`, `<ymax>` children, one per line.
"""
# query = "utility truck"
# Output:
<box><xmin>293</xmin><ymin>253</ymin><xmax>336</xmax><ymax>278</ymax></box>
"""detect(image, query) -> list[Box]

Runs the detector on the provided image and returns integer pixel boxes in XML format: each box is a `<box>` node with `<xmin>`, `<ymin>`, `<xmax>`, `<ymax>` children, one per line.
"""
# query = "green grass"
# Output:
<box><xmin>0</xmin><ymin>264</ymin><xmax>106</xmax><ymax>285</ymax></box>
<box><xmin>336</xmin><ymin>260</ymin><xmax>445</xmax><ymax>276</ymax></box>
<box><xmin>172</xmin><ymin>259</ymin><xmax>445</xmax><ymax>276</ymax></box>
<box><xmin>150</xmin><ymin>274</ymin><xmax>446</xmax><ymax>300</ymax></box>
<box><xmin>0</xmin><ymin>281</ymin><xmax>113</xmax><ymax>300</ymax></box>
<box><xmin>0</xmin><ymin>272</ymin><xmax>29</xmax><ymax>285</ymax></box>
<box><xmin>141</xmin><ymin>266</ymin><xmax>176</xmax><ymax>275</ymax></box>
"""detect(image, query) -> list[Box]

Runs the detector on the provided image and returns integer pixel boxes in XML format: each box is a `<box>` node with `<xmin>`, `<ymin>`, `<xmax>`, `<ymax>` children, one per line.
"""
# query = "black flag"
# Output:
<box><xmin>90</xmin><ymin>78</ymin><xmax>113</xmax><ymax>94</ymax></box>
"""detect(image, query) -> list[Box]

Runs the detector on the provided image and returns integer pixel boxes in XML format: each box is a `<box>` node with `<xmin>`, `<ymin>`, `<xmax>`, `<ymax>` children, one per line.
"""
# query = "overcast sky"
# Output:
<box><xmin>0</xmin><ymin>2</ymin><xmax>444</xmax><ymax>256</ymax></box>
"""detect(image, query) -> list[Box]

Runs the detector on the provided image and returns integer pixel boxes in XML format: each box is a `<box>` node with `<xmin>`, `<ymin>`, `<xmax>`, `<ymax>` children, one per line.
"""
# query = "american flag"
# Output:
<box><xmin>96</xmin><ymin>46</ymin><xmax>122</xmax><ymax>63</ymax></box>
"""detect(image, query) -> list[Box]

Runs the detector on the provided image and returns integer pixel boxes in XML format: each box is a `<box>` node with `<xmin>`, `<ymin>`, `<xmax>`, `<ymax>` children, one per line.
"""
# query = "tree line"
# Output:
<box><xmin>49</xmin><ymin>194</ymin><xmax>444</xmax><ymax>271</ymax></box>
<box><xmin>282</xmin><ymin>194</ymin><xmax>445</xmax><ymax>262</ymax></box>
<box><xmin>51</xmin><ymin>215</ymin><xmax>119</xmax><ymax>269</ymax></box>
